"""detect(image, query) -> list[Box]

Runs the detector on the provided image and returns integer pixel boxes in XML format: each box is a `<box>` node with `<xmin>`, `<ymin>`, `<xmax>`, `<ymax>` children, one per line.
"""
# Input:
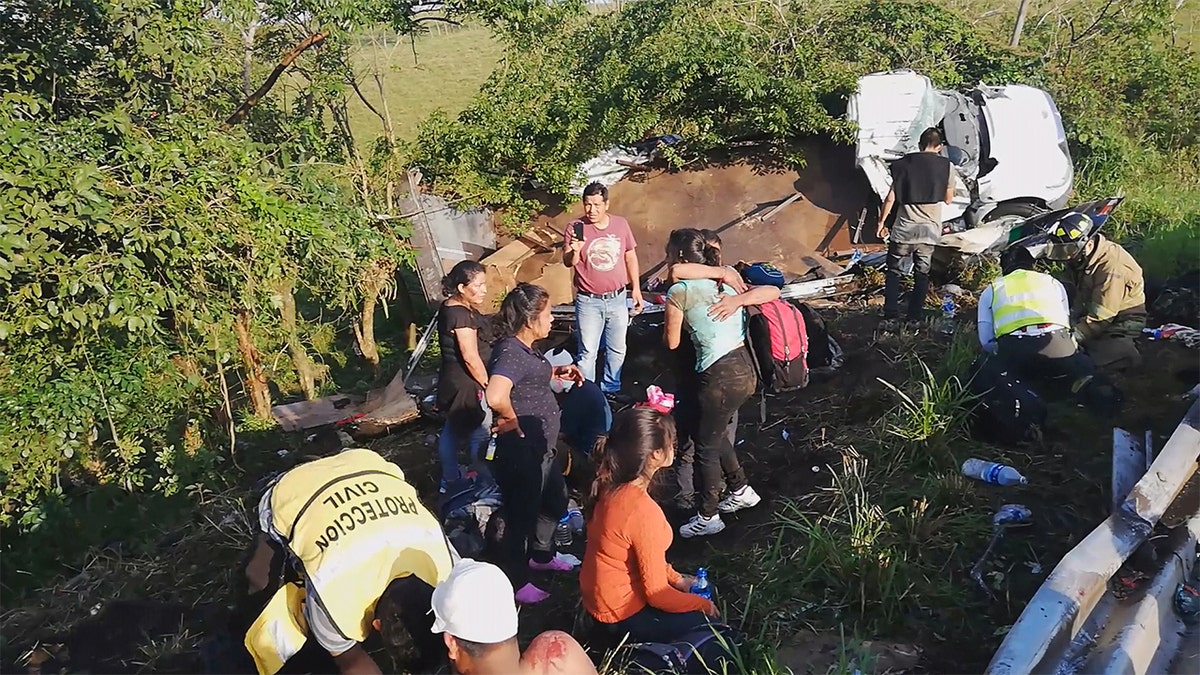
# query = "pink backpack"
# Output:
<box><xmin>745</xmin><ymin>299</ymin><xmax>810</xmax><ymax>393</ymax></box>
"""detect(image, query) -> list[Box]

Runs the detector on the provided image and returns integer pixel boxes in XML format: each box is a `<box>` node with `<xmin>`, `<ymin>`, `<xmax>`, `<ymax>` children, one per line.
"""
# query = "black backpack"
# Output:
<box><xmin>793</xmin><ymin>302</ymin><xmax>844</xmax><ymax>372</ymax></box>
<box><xmin>966</xmin><ymin>355</ymin><xmax>1047</xmax><ymax>446</ymax></box>
<box><xmin>440</xmin><ymin>474</ymin><xmax>502</xmax><ymax>558</ymax></box>
<box><xmin>620</xmin><ymin>624</ymin><xmax>742</xmax><ymax>674</ymax></box>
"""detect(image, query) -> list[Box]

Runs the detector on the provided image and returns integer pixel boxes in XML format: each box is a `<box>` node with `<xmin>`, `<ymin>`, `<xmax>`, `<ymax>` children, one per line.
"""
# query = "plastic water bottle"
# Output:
<box><xmin>690</xmin><ymin>567</ymin><xmax>713</xmax><ymax>600</ymax></box>
<box><xmin>566</xmin><ymin>507</ymin><xmax>584</xmax><ymax>533</ymax></box>
<box><xmin>993</xmin><ymin>504</ymin><xmax>1033</xmax><ymax>528</ymax></box>
<box><xmin>484</xmin><ymin>433</ymin><xmax>497</xmax><ymax>461</ymax></box>
<box><xmin>939</xmin><ymin>293</ymin><xmax>957</xmax><ymax>335</ymax></box>
<box><xmin>962</xmin><ymin>458</ymin><xmax>1028</xmax><ymax>486</ymax></box>
<box><xmin>554</xmin><ymin>515</ymin><xmax>572</xmax><ymax>547</ymax></box>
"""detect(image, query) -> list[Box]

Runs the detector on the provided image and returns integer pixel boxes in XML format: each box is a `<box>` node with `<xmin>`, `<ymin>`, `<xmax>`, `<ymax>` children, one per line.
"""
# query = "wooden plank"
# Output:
<box><xmin>271</xmin><ymin>395</ymin><xmax>365</xmax><ymax>432</ymax></box>
<box><xmin>756</xmin><ymin>191</ymin><xmax>804</xmax><ymax>223</ymax></box>
<box><xmin>798</xmin><ymin>250</ymin><xmax>847</xmax><ymax>279</ymax></box>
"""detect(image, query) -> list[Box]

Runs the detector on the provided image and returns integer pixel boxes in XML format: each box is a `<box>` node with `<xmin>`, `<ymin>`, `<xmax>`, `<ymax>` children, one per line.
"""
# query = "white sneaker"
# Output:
<box><xmin>679</xmin><ymin>514</ymin><xmax>726</xmax><ymax>538</ymax></box>
<box><xmin>718</xmin><ymin>485</ymin><xmax>762</xmax><ymax>514</ymax></box>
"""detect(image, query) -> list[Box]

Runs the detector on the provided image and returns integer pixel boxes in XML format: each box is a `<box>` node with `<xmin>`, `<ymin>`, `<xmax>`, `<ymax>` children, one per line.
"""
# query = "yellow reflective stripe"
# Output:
<box><xmin>1088</xmin><ymin>304</ymin><xmax>1118</xmax><ymax>321</ymax></box>
<box><xmin>245</xmin><ymin>584</ymin><xmax>309</xmax><ymax>675</ymax></box>
<box><xmin>990</xmin><ymin>271</ymin><xmax>1069</xmax><ymax>336</ymax></box>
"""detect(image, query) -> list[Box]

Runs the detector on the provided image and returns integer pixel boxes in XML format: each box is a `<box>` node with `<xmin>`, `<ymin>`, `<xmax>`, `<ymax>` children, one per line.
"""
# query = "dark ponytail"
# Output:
<box><xmin>496</xmin><ymin>283</ymin><xmax>550</xmax><ymax>337</ymax></box>
<box><xmin>588</xmin><ymin>408</ymin><xmax>676</xmax><ymax>510</ymax></box>
<box><xmin>666</xmin><ymin>228</ymin><xmax>720</xmax><ymax>267</ymax></box>
<box><xmin>441</xmin><ymin>260</ymin><xmax>485</xmax><ymax>298</ymax></box>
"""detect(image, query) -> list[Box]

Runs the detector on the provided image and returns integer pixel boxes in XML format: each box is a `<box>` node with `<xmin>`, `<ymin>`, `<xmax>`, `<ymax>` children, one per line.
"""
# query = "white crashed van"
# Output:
<box><xmin>847</xmin><ymin>69</ymin><xmax>1074</xmax><ymax>229</ymax></box>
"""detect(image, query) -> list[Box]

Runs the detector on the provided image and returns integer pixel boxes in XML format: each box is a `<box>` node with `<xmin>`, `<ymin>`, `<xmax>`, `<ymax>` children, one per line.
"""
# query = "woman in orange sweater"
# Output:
<box><xmin>580</xmin><ymin>408</ymin><xmax>719</xmax><ymax>643</ymax></box>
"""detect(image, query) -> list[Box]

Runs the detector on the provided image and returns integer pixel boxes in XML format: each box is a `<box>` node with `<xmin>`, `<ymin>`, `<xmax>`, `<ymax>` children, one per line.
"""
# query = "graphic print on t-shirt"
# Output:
<box><xmin>585</xmin><ymin>235</ymin><xmax>623</xmax><ymax>273</ymax></box>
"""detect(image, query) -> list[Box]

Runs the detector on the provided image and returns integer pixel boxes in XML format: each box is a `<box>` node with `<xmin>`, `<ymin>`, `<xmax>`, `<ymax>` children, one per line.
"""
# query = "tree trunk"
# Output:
<box><xmin>353</xmin><ymin>287</ymin><xmax>381</xmax><ymax>370</ymax></box>
<box><xmin>233</xmin><ymin>310</ymin><xmax>272</xmax><ymax>418</ymax></box>
<box><xmin>242</xmin><ymin>22</ymin><xmax>259</xmax><ymax>98</ymax></box>
<box><xmin>353</xmin><ymin>260</ymin><xmax>397</xmax><ymax>371</ymax></box>
<box><xmin>276</xmin><ymin>282</ymin><xmax>324</xmax><ymax>400</ymax></box>
<box><xmin>393</xmin><ymin>270</ymin><xmax>416</xmax><ymax>335</ymax></box>
<box><xmin>1010</xmin><ymin>0</ymin><xmax>1031</xmax><ymax>46</ymax></box>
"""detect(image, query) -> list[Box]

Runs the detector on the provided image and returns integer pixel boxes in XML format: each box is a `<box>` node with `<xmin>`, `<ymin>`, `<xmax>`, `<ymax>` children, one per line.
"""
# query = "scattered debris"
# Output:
<box><xmin>1144</xmin><ymin>323</ymin><xmax>1200</xmax><ymax>348</ymax></box>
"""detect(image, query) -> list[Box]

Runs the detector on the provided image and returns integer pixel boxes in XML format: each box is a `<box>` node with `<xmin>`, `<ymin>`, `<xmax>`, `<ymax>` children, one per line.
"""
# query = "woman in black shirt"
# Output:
<box><xmin>436</xmin><ymin>261</ymin><xmax>490</xmax><ymax>491</ymax></box>
<box><xmin>486</xmin><ymin>283</ymin><xmax>583</xmax><ymax>605</ymax></box>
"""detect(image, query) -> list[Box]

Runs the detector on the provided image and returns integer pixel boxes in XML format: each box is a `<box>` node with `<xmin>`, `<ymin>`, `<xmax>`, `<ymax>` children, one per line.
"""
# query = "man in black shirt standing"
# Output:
<box><xmin>876</xmin><ymin>127</ymin><xmax>956</xmax><ymax>327</ymax></box>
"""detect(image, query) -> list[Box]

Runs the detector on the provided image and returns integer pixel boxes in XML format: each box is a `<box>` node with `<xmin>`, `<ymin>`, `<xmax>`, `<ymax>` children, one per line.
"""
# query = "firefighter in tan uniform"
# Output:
<box><xmin>240</xmin><ymin>447</ymin><xmax>455</xmax><ymax>674</ymax></box>
<box><xmin>1053</xmin><ymin>213</ymin><xmax>1147</xmax><ymax>370</ymax></box>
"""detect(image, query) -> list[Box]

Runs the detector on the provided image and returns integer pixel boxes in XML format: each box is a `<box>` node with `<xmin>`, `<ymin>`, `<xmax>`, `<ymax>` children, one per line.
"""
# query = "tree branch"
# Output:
<box><xmin>225</xmin><ymin>30</ymin><xmax>330</xmax><ymax>126</ymax></box>
<box><xmin>413</xmin><ymin>15</ymin><xmax>461</xmax><ymax>26</ymax></box>
<box><xmin>348</xmin><ymin>77</ymin><xmax>386</xmax><ymax>123</ymax></box>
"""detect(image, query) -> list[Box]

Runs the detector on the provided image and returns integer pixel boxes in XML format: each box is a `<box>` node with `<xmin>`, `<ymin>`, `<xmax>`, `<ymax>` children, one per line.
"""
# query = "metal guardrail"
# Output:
<box><xmin>987</xmin><ymin>400</ymin><xmax>1200</xmax><ymax>674</ymax></box>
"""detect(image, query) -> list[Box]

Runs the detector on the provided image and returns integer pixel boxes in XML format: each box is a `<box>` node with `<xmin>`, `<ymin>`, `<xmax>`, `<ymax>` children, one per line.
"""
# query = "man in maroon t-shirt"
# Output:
<box><xmin>563</xmin><ymin>182</ymin><xmax>643</xmax><ymax>395</ymax></box>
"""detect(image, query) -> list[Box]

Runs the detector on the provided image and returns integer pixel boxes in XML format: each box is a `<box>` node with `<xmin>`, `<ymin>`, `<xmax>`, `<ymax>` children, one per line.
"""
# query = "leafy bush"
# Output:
<box><xmin>0</xmin><ymin>0</ymin><xmax>421</xmax><ymax>544</ymax></box>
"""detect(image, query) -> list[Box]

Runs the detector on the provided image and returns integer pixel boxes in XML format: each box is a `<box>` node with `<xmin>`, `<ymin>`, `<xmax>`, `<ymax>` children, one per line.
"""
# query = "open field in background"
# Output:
<box><xmin>344</xmin><ymin>26</ymin><xmax>502</xmax><ymax>146</ymax></box>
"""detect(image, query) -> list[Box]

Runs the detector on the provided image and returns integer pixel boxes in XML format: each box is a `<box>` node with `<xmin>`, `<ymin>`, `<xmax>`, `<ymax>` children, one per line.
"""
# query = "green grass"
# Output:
<box><xmin>1075</xmin><ymin>143</ymin><xmax>1200</xmax><ymax>279</ymax></box>
<box><xmin>342</xmin><ymin>25</ymin><xmax>502</xmax><ymax>146</ymax></box>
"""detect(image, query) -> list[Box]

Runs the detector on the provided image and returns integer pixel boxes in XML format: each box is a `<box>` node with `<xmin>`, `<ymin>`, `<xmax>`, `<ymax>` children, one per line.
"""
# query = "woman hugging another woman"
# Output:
<box><xmin>663</xmin><ymin>228</ymin><xmax>777</xmax><ymax>538</ymax></box>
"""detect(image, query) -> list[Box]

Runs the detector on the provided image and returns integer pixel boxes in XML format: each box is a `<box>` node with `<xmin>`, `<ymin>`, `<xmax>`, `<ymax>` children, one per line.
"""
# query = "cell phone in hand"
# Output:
<box><xmin>573</xmin><ymin>221</ymin><xmax>584</xmax><ymax>242</ymax></box>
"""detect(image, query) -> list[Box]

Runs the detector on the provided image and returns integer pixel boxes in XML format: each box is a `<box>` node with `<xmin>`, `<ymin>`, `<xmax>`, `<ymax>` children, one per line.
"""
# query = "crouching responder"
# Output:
<box><xmin>1055</xmin><ymin>213</ymin><xmax>1147</xmax><ymax>370</ymax></box>
<box><xmin>431</xmin><ymin>558</ymin><xmax>598</xmax><ymax>675</ymax></box>
<box><xmin>978</xmin><ymin>248</ymin><xmax>1120</xmax><ymax>415</ymax></box>
<box><xmin>240</xmin><ymin>447</ymin><xmax>456</xmax><ymax>674</ymax></box>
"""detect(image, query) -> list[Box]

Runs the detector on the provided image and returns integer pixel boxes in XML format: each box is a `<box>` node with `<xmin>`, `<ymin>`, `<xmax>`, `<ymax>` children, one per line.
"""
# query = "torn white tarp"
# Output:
<box><xmin>568</xmin><ymin>146</ymin><xmax>654</xmax><ymax>195</ymax></box>
<box><xmin>535</xmin><ymin>135</ymin><xmax>684</xmax><ymax>196</ymax></box>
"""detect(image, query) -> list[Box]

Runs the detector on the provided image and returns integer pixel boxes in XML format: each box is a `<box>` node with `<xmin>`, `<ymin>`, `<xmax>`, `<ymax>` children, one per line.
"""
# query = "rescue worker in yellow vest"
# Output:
<box><xmin>1054</xmin><ymin>213</ymin><xmax>1148</xmax><ymax>370</ymax></box>
<box><xmin>240</xmin><ymin>446</ymin><xmax>456</xmax><ymax>675</ymax></box>
<box><xmin>978</xmin><ymin>248</ymin><xmax>1101</xmax><ymax>395</ymax></box>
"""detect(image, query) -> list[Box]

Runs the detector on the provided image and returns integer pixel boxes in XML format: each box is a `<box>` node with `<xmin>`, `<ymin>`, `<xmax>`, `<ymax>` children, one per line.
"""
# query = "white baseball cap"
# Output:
<box><xmin>430</xmin><ymin>559</ymin><xmax>519</xmax><ymax>644</ymax></box>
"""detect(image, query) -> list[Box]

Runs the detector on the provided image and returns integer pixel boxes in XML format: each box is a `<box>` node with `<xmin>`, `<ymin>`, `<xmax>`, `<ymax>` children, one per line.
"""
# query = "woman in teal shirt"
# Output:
<box><xmin>662</xmin><ymin>229</ymin><xmax>779</xmax><ymax>538</ymax></box>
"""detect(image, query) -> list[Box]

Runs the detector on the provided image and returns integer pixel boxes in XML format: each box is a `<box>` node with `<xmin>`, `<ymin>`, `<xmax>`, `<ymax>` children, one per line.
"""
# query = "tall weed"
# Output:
<box><xmin>877</xmin><ymin>357</ymin><xmax>976</xmax><ymax>466</ymax></box>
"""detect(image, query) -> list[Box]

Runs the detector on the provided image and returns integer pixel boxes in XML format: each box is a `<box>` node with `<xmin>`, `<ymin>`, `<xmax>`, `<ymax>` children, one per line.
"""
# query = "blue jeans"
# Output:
<box><xmin>437</xmin><ymin>406</ymin><xmax>490</xmax><ymax>483</ymax></box>
<box><xmin>607</xmin><ymin>605</ymin><xmax>713</xmax><ymax>643</ymax></box>
<box><xmin>575</xmin><ymin>293</ymin><xmax>629</xmax><ymax>393</ymax></box>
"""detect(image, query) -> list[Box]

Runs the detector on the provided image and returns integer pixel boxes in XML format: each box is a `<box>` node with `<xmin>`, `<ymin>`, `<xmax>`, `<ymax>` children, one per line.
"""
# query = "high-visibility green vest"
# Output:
<box><xmin>990</xmin><ymin>270</ymin><xmax>1070</xmax><ymax>337</ymax></box>
<box><xmin>245</xmin><ymin>449</ymin><xmax>453</xmax><ymax>674</ymax></box>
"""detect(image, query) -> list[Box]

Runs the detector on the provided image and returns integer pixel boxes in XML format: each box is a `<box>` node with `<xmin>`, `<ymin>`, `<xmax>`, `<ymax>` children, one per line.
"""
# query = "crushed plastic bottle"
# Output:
<box><xmin>938</xmin><ymin>293</ymin><xmax>957</xmax><ymax>335</ymax></box>
<box><xmin>962</xmin><ymin>458</ymin><xmax>1029</xmax><ymax>486</ymax></box>
<box><xmin>554</xmin><ymin>515</ymin><xmax>572</xmax><ymax>547</ymax></box>
<box><xmin>992</xmin><ymin>504</ymin><xmax>1033</xmax><ymax>527</ymax></box>
<box><xmin>690</xmin><ymin>567</ymin><xmax>713</xmax><ymax>600</ymax></box>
